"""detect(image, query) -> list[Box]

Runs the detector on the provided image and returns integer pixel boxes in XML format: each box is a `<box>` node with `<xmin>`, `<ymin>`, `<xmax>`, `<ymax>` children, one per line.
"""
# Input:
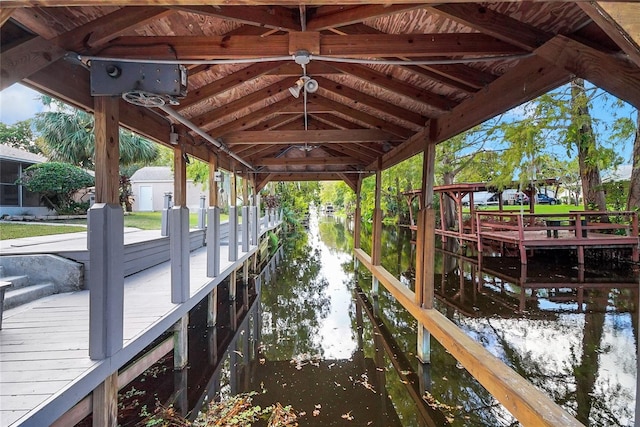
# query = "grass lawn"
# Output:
<box><xmin>468</xmin><ymin>203</ymin><xmax>582</xmax><ymax>215</ymax></box>
<box><xmin>0</xmin><ymin>211</ymin><xmax>231</xmax><ymax>240</ymax></box>
<box><xmin>0</xmin><ymin>223</ymin><xmax>87</xmax><ymax>240</ymax></box>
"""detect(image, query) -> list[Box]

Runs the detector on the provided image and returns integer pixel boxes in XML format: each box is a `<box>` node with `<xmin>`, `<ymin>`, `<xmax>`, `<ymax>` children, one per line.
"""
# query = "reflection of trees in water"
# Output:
<box><xmin>317</xmin><ymin>216</ymin><xmax>352</xmax><ymax>254</ymax></box>
<box><xmin>355</xmin><ymin>266</ymin><xmax>517</xmax><ymax>426</ymax></box>
<box><xmin>261</xmin><ymin>232</ymin><xmax>331</xmax><ymax>360</ymax></box>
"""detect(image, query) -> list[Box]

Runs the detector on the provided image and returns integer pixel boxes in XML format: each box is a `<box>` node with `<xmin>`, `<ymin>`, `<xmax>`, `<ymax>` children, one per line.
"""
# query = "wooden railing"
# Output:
<box><xmin>476</xmin><ymin>210</ymin><xmax>639</xmax><ymax>241</ymax></box>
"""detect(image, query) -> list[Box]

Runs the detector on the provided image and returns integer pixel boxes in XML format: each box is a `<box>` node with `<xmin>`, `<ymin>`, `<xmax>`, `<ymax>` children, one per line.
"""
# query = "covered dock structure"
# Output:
<box><xmin>1</xmin><ymin>1</ymin><xmax>640</xmax><ymax>426</ymax></box>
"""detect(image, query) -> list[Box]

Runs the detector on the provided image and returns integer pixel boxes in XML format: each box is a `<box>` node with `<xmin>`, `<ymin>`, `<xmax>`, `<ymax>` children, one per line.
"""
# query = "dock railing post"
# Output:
<box><xmin>197</xmin><ymin>195</ymin><xmax>206</xmax><ymax>229</ymax></box>
<box><xmin>242</xmin><ymin>205</ymin><xmax>250</xmax><ymax>253</ymax></box>
<box><xmin>229</xmin><ymin>206</ymin><xmax>238</xmax><ymax>261</ymax></box>
<box><xmin>207</xmin><ymin>207</ymin><xmax>220</xmax><ymax>277</ymax></box>
<box><xmin>88</xmin><ymin>203</ymin><xmax>124</xmax><ymax>360</ymax></box>
<box><xmin>161</xmin><ymin>192</ymin><xmax>172</xmax><ymax>237</ymax></box>
<box><xmin>170</xmin><ymin>206</ymin><xmax>190</xmax><ymax>303</ymax></box>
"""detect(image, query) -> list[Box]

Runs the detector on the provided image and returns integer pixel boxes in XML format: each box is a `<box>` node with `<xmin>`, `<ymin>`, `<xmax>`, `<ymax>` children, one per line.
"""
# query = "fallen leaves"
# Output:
<box><xmin>341</xmin><ymin>411</ymin><xmax>354</xmax><ymax>421</ymax></box>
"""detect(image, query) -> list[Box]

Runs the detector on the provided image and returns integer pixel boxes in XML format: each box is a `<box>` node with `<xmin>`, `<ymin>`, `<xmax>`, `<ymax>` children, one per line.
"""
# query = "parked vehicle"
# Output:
<box><xmin>461</xmin><ymin>191</ymin><xmax>498</xmax><ymax>207</ymax></box>
<box><xmin>536</xmin><ymin>194</ymin><xmax>558</xmax><ymax>205</ymax></box>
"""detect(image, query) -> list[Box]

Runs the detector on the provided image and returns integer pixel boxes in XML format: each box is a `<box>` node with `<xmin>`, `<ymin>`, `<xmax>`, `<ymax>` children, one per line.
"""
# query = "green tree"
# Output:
<box><xmin>34</xmin><ymin>98</ymin><xmax>159</xmax><ymax>169</ymax></box>
<box><xmin>17</xmin><ymin>162</ymin><xmax>94</xmax><ymax>213</ymax></box>
<box><xmin>625</xmin><ymin>109</ymin><xmax>640</xmax><ymax>210</ymax></box>
<box><xmin>0</xmin><ymin>120</ymin><xmax>39</xmax><ymax>154</ymax></box>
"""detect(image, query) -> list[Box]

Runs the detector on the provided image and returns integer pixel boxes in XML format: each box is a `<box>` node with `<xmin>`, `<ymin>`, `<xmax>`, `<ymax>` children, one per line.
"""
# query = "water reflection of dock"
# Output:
<box><xmin>436</xmin><ymin>248</ymin><xmax>639</xmax><ymax>317</ymax></box>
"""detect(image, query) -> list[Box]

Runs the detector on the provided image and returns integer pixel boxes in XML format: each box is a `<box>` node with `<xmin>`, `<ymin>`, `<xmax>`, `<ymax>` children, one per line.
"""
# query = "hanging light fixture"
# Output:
<box><xmin>288</xmin><ymin>76</ymin><xmax>318</xmax><ymax>98</ymax></box>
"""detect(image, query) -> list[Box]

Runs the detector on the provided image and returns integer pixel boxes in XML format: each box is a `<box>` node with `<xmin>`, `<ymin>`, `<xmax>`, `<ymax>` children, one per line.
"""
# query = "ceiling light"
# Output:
<box><xmin>288</xmin><ymin>76</ymin><xmax>319</xmax><ymax>98</ymax></box>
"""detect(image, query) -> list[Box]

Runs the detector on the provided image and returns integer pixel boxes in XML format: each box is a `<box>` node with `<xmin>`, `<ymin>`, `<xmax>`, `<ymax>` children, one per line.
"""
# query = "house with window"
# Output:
<box><xmin>0</xmin><ymin>145</ymin><xmax>52</xmax><ymax>217</ymax></box>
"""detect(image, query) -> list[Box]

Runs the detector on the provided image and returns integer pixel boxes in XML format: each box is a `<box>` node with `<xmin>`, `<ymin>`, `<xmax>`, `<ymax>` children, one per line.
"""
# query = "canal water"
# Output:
<box><xmin>112</xmin><ymin>209</ymin><xmax>638</xmax><ymax>426</ymax></box>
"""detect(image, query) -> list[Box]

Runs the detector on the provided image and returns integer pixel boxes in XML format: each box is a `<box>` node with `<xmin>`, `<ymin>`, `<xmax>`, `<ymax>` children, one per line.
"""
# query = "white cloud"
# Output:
<box><xmin>0</xmin><ymin>83</ymin><xmax>44</xmax><ymax>125</ymax></box>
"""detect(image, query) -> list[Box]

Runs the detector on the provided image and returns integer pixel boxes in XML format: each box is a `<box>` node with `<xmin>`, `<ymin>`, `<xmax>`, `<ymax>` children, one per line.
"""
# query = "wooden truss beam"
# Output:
<box><xmin>223</xmin><ymin>129</ymin><xmax>401</xmax><ymax>145</ymax></box>
<box><xmin>307</xmin><ymin>4</ymin><xmax>424</xmax><ymax>31</ymax></box>
<box><xmin>96</xmin><ymin>33</ymin><xmax>526</xmax><ymax>59</ymax></box>
<box><xmin>254</xmin><ymin>156</ymin><xmax>360</xmax><ymax>166</ymax></box>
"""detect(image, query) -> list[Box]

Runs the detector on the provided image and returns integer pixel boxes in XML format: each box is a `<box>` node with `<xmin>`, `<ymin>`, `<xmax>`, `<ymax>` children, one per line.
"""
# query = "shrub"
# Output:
<box><xmin>17</xmin><ymin>162</ymin><xmax>94</xmax><ymax>213</ymax></box>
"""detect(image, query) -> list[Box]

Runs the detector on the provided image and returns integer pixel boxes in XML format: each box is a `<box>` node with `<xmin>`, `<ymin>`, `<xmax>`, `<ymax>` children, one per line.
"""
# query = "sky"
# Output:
<box><xmin>0</xmin><ymin>83</ymin><xmax>45</xmax><ymax>125</ymax></box>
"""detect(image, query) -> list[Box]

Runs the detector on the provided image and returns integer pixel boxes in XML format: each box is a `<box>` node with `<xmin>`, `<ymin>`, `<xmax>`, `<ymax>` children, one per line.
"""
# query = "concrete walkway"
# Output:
<box><xmin>0</xmin><ymin>228</ymin><xmax>164</xmax><ymax>255</ymax></box>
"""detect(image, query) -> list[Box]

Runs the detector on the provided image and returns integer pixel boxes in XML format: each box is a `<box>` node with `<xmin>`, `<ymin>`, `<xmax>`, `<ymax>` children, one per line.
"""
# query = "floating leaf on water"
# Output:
<box><xmin>315</xmin><ymin>404</ymin><xmax>322</xmax><ymax>409</ymax></box>
<box><xmin>313</xmin><ymin>409</ymin><xmax>320</xmax><ymax>416</ymax></box>
<box><xmin>341</xmin><ymin>411</ymin><xmax>354</xmax><ymax>421</ymax></box>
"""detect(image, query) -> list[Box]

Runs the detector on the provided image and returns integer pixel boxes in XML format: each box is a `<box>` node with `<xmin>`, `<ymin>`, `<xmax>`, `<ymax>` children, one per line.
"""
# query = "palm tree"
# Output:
<box><xmin>34</xmin><ymin>97</ymin><xmax>159</xmax><ymax>169</ymax></box>
<box><xmin>34</xmin><ymin>97</ymin><xmax>160</xmax><ymax>211</ymax></box>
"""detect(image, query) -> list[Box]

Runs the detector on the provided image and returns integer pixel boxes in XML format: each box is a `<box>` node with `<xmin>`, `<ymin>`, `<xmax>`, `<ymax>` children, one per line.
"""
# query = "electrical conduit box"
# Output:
<box><xmin>89</xmin><ymin>60</ymin><xmax>187</xmax><ymax>98</ymax></box>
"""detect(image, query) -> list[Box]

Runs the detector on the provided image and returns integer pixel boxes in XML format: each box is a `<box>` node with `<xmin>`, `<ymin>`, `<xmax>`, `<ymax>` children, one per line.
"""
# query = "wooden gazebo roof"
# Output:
<box><xmin>2</xmin><ymin>1</ymin><xmax>639</xmax><ymax>192</ymax></box>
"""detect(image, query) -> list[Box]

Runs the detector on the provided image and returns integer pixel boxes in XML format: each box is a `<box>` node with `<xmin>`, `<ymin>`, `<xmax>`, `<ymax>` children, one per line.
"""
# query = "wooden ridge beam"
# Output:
<box><xmin>535</xmin><ymin>35</ymin><xmax>640</xmax><ymax>109</ymax></box>
<box><xmin>223</xmin><ymin>129</ymin><xmax>401</xmax><ymax>145</ymax></box>
<box><xmin>190</xmin><ymin>77</ymin><xmax>297</xmax><ymax>128</ymax></box>
<box><xmin>175</xmin><ymin>5</ymin><xmax>301</xmax><ymax>32</ymax></box>
<box><xmin>96</xmin><ymin>33</ymin><xmax>525</xmax><ymax>59</ymax></box>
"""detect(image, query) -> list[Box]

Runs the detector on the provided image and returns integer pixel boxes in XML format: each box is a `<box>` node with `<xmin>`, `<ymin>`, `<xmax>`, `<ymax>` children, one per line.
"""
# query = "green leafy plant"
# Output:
<box><xmin>16</xmin><ymin>162</ymin><xmax>94</xmax><ymax>213</ymax></box>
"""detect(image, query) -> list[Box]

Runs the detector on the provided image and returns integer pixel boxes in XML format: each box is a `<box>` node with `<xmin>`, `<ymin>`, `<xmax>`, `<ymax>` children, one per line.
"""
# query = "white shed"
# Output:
<box><xmin>130</xmin><ymin>166</ymin><xmax>209</xmax><ymax>211</ymax></box>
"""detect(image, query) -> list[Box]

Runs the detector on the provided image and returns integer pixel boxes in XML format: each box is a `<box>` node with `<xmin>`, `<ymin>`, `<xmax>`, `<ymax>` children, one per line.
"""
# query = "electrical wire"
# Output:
<box><xmin>71</xmin><ymin>52</ymin><xmax>533</xmax><ymax>67</ymax></box>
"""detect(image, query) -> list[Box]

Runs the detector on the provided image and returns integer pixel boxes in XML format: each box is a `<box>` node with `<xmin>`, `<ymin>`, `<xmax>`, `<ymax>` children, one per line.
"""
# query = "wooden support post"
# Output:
<box><xmin>372</xmin><ymin>277</ymin><xmax>379</xmax><ymax>296</ymax></box>
<box><xmin>89</xmin><ymin>96</ymin><xmax>123</xmax><ymax>361</ymax></box>
<box><xmin>229</xmin><ymin>269</ymin><xmax>237</xmax><ymax>301</ymax></box>
<box><xmin>208</xmin><ymin>287</ymin><xmax>218</xmax><ymax>327</ymax></box>
<box><xmin>416</xmin><ymin>135</ymin><xmax>436</xmax><ymax>364</ymax></box>
<box><xmin>229</xmin><ymin>164</ymin><xmax>238</xmax><ymax>261</ymax></box>
<box><xmin>207</xmin><ymin>153</ymin><xmax>220</xmax><ymax>277</ymax></box>
<box><xmin>92</xmin><ymin>372</ymin><xmax>118</xmax><ymax>427</ymax></box>
<box><xmin>171</xmin><ymin>145</ymin><xmax>190</xmax><ymax>303</ymax></box>
<box><xmin>174</xmin><ymin>315</ymin><xmax>188</xmax><ymax>370</ymax></box>
<box><xmin>354</xmin><ymin>176</ymin><xmax>362</xmax><ymax>249</ymax></box>
<box><xmin>371</xmin><ymin>161</ymin><xmax>383</xmax><ymax>266</ymax></box>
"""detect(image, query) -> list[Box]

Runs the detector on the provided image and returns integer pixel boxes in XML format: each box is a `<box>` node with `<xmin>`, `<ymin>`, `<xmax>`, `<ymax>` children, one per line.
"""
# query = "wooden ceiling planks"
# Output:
<box><xmin>2</xmin><ymin>1</ymin><xmax>639</xmax><ymax>186</ymax></box>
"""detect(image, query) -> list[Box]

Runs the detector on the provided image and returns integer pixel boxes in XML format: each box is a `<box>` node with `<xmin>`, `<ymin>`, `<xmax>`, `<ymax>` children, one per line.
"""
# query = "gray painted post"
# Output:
<box><xmin>229</xmin><ymin>206</ymin><xmax>238</xmax><ymax>261</ymax></box>
<box><xmin>174</xmin><ymin>315</ymin><xmax>189</xmax><ymax>369</ymax></box>
<box><xmin>251</xmin><ymin>205</ymin><xmax>259</xmax><ymax>246</ymax></box>
<box><xmin>161</xmin><ymin>192</ymin><xmax>172</xmax><ymax>237</ymax></box>
<box><xmin>197</xmin><ymin>195</ymin><xmax>206</xmax><ymax>229</ymax></box>
<box><xmin>242</xmin><ymin>206</ymin><xmax>250</xmax><ymax>253</ymax></box>
<box><xmin>417</xmin><ymin>325</ymin><xmax>431</xmax><ymax>364</ymax></box>
<box><xmin>88</xmin><ymin>203</ymin><xmax>124</xmax><ymax>360</ymax></box>
<box><xmin>171</xmin><ymin>206</ymin><xmax>190</xmax><ymax>304</ymax></box>
<box><xmin>206</xmin><ymin>207</ymin><xmax>220</xmax><ymax>277</ymax></box>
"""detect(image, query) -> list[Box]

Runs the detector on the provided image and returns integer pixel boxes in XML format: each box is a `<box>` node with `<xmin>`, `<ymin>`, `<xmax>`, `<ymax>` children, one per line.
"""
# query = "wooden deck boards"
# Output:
<box><xmin>0</xmin><ymin>237</ymin><xmax>261</xmax><ymax>426</ymax></box>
